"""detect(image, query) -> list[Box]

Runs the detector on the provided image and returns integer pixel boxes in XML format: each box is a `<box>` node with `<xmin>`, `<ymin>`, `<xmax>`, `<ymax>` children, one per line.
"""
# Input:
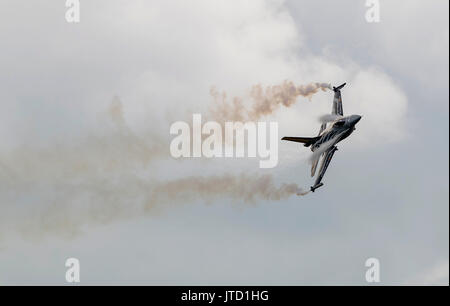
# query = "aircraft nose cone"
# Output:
<box><xmin>352</xmin><ymin>115</ymin><xmax>362</xmax><ymax>124</ymax></box>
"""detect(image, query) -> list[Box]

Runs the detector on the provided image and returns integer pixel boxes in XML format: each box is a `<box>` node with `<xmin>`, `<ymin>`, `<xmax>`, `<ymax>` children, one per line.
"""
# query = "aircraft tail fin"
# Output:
<box><xmin>281</xmin><ymin>136</ymin><xmax>320</xmax><ymax>147</ymax></box>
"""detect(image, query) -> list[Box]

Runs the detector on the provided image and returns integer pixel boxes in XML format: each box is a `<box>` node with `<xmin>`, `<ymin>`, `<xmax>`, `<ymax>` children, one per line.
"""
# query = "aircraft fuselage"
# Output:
<box><xmin>311</xmin><ymin>114</ymin><xmax>361</xmax><ymax>152</ymax></box>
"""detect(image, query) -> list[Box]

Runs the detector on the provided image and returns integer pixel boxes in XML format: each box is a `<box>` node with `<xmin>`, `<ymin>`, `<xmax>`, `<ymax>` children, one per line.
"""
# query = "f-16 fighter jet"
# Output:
<box><xmin>282</xmin><ymin>83</ymin><xmax>361</xmax><ymax>192</ymax></box>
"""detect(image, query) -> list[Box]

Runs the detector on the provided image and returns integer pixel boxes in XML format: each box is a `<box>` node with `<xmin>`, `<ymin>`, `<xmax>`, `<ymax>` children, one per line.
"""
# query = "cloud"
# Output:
<box><xmin>0</xmin><ymin>0</ymin><xmax>409</xmax><ymax>147</ymax></box>
<box><xmin>0</xmin><ymin>0</ymin><xmax>447</xmax><ymax>285</ymax></box>
<box><xmin>286</xmin><ymin>0</ymin><xmax>449</xmax><ymax>93</ymax></box>
<box><xmin>408</xmin><ymin>260</ymin><xmax>449</xmax><ymax>285</ymax></box>
<box><xmin>0</xmin><ymin>0</ymin><xmax>410</xmax><ymax>239</ymax></box>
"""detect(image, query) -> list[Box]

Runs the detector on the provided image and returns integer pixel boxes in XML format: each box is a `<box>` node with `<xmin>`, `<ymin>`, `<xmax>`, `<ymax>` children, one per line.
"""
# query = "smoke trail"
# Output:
<box><xmin>2</xmin><ymin>79</ymin><xmax>333</xmax><ymax>240</ymax></box>
<box><xmin>296</xmin><ymin>188</ymin><xmax>311</xmax><ymax>196</ymax></box>
<box><xmin>210</xmin><ymin>81</ymin><xmax>331</xmax><ymax>122</ymax></box>
<box><xmin>0</xmin><ymin>97</ymin><xmax>308</xmax><ymax>240</ymax></box>
<box><xmin>150</xmin><ymin>173</ymin><xmax>304</xmax><ymax>205</ymax></box>
<box><xmin>0</xmin><ymin>98</ymin><xmax>167</xmax><ymax>185</ymax></box>
<box><xmin>4</xmin><ymin>173</ymin><xmax>305</xmax><ymax>240</ymax></box>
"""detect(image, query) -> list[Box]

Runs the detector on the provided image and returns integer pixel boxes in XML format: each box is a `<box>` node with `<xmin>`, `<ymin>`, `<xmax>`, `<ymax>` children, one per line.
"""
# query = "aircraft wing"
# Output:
<box><xmin>311</xmin><ymin>146</ymin><xmax>338</xmax><ymax>192</ymax></box>
<box><xmin>318</xmin><ymin>122</ymin><xmax>327</xmax><ymax>136</ymax></box>
<box><xmin>332</xmin><ymin>83</ymin><xmax>346</xmax><ymax>116</ymax></box>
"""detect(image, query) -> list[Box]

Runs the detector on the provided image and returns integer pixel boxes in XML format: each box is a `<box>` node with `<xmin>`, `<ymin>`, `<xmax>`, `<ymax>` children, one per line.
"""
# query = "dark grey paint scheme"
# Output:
<box><xmin>282</xmin><ymin>83</ymin><xmax>362</xmax><ymax>192</ymax></box>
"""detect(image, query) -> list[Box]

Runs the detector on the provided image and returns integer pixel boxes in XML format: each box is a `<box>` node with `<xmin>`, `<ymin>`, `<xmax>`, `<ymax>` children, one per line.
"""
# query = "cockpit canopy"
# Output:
<box><xmin>333</xmin><ymin>120</ymin><xmax>346</xmax><ymax>127</ymax></box>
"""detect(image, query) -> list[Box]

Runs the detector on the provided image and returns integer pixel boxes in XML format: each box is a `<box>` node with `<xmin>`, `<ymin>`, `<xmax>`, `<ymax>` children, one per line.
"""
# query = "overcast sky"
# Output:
<box><xmin>0</xmin><ymin>0</ymin><xmax>448</xmax><ymax>285</ymax></box>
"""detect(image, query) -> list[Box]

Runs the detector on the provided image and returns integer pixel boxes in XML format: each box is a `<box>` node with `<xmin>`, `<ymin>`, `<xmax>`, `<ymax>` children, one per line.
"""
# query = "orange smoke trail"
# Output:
<box><xmin>210</xmin><ymin>81</ymin><xmax>331</xmax><ymax>122</ymax></box>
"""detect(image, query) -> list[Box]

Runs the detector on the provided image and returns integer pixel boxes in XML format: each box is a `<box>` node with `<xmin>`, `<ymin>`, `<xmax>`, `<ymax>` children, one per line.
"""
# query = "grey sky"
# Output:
<box><xmin>0</xmin><ymin>0</ymin><xmax>448</xmax><ymax>285</ymax></box>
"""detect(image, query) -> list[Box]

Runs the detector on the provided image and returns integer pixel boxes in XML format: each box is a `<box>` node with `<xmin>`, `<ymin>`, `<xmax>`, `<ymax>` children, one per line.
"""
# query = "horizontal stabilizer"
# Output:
<box><xmin>310</xmin><ymin>183</ymin><xmax>324</xmax><ymax>192</ymax></box>
<box><xmin>333</xmin><ymin>83</ymin><xmax>346</xmax><ymax>92</ymax></box>
<box><xmin>281</xmin><ymin>136</ymin><xmax>320</xmax><ymax>147</ymax></box>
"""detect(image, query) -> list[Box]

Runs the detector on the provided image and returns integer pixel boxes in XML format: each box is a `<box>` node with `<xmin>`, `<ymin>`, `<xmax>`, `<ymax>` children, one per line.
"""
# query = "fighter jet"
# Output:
<box><xmin>282</xmin><ymin>83</ymin><xmax>361</xmax><ymax>192</ymax></box>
